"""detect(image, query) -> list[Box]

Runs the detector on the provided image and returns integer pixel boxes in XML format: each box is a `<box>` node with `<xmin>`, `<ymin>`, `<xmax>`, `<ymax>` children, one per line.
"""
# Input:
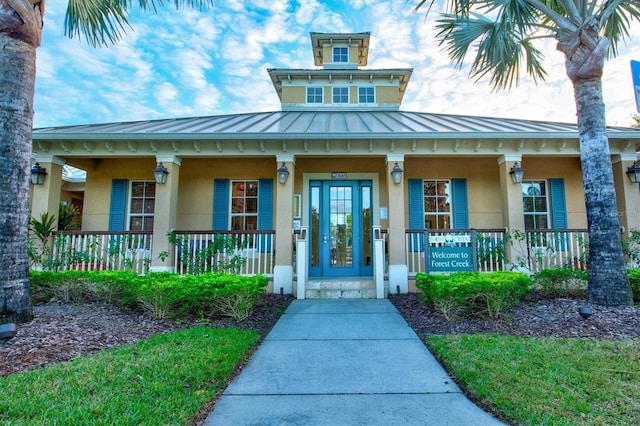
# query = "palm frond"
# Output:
<box><xmin>599</xmin><ymin>0</ymin><xmax>640</xmax><ymax>56</ymax></box>
<box><xmin>64</xmin><ymin>0</ymin><xmax>214</xmax><ymax>47</ymax></box>
<box><xmin>436</xmin><ymin>3</ymin><xmax>547</xmax><ymax>91</ymax></box>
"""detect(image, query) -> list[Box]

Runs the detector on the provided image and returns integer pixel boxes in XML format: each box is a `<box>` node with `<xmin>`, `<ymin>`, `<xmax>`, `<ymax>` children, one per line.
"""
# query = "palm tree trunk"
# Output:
<box><xmin>573</xmin><ymin>77</ymin><xmax>633</xmax><ymax>306</ymax></box>
<box><xmin>0</xmin><ymin>33</ymin><xmax>36</xmax><ymax>323</ymax></box>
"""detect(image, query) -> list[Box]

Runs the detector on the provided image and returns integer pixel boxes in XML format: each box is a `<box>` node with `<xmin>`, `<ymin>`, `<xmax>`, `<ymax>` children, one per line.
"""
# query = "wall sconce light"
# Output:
<box><xmin>390</xmin><ymin>162</ymin><xmax>403</xmax><ymax>185</ymax></box>
<box><xmin>626</xmin><ymin>161</ymin><xmax>640</xmax><ymax>184</ymax></box>
<box><xmin>153</xmin><ymin>162</ymin><xmax>169</xmax><ymax>184</ymax></box>
<box><xmin>277</xmin><ymin>162</ymin><xmax>289</xmax><ymax>185</ymax></box>
<box><xmin>509</xmin><ymin>162</ymin><xmax>525</xmax><ymax>184</ymax></box>
<box><xmin>30</xmin><ymin>162</ymin><xmax>47</xmax><ymax>185</ymax></box>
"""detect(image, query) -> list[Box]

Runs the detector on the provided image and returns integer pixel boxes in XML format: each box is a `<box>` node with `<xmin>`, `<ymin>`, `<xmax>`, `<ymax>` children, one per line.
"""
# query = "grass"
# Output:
<box><xmin>0</xmin><ymin>326</ymin><xmax>259</xmax><ymax>425</ymax></box>
<box><xmin>426</xmin><ymin>334</ymin><xmax>640</xmax><ymax>426</ymax></box>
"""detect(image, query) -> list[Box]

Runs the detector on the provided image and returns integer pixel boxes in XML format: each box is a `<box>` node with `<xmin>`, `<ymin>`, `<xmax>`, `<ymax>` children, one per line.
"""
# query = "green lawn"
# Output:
<box><xmin>427</xmin><ymin>335</ymin><xmax>640</xmax><ymax>426</ymax></box>
<box><xmin>0</xmin><ymin>327</ymin><xmax>259</xmax><ymax>425</ymax></box>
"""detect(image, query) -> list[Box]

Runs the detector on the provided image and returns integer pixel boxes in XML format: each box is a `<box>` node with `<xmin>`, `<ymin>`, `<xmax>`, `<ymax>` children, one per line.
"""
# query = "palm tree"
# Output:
<box><xmin>0</xmin><ymin>1</ymin><xmax>211</xmax><ymax>324</ymax></box>
<box><xmin>413</xmin><ymin>0</ymin><xmax>637</xmax><ymax>306</ymax></box>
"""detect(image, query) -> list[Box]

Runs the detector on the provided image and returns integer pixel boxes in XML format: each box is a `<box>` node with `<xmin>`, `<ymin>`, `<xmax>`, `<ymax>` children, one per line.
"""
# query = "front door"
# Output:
<box><xmin>309</xmin><ymin>180</ymin><xmax>372</xmax><ymax>277</ymax></box>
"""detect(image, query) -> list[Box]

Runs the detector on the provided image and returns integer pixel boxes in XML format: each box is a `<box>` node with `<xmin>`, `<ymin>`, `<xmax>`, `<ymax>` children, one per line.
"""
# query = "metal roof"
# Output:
<box><xmin>33</xmin><ymin>110</ymin><xmax>640</xmax><ymax>140</ymax></box>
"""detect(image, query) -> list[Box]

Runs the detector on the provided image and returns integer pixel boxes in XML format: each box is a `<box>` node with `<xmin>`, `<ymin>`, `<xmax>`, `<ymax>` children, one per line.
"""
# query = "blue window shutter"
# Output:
<box><xmin>212</xmin><ymin>179</ymin><xmax>229</xmax><ymax>230</ymax></box>
<box><xmin>408</xmin><ymin>179</ymin><xmax>424</xmax><ymax>252</ymax></box>
<box><xmin>549</xmin><ymin>178</ymin><xmax>568</xmax><ymax>250</ymax></box>
<box><xmin>451</xmin><ymin>178</ymin><xmax>469</xmax><ymax>229</ymax></box>
<box><xmin>258</xmin><ymin>179</ymin><xmax>273</xmax><ymax>252</ymax></box>
<box><xmin>549</xmin><ymin>178</ymin><xmax>567</xmax><ymax>229</ymax></box>
<box><xmin>108</xmin><ymin>179</ymin><xmax>127</xmax><ymax>231</ymax></box>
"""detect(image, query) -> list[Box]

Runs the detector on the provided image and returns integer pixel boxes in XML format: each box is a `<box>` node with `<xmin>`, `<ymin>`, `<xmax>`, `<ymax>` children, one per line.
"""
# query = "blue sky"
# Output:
<box><xmin>34</xmin><ymin>0</ymin><xmax>640</xmax><ymax>129</ymax></box>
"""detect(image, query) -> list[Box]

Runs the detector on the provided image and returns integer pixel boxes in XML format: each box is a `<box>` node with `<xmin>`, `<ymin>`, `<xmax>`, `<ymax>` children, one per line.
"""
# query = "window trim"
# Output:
<box><xmin>358</xmin><ymin>87</ymin><xmax>375</xmax><ymax>104</ymax></box>
<box><xmin>332</xmin><ymin>86</ymin><xmax>349</xmax><ymax>104</ymax></box>
<box><xmin>332</xmin><ymin>46</ymin><xmax>349</xmax><ymax>63</ymax></box>
<box><xmin>127</xmin><ymin>180</ymin><xmax>156</xmax><ymax>231</ymax></box>
<box><xmin>306</xmin><ymin>86</ymin><xmax>324</xmax><ymax>104</ymax></box>
<box><xmin>230</xmin><ymin>179</ymin><xmax>260</xmax><ymax>231</ymax></box>
<box><xmin>522</xmin><ymin>179</ymin><xmax>551</xmax><ymax>230</ymax></box>
<box><xmin>422</xmin><ymin>179</ymin><xmax>452</xmax><ymax>230</ymax></box>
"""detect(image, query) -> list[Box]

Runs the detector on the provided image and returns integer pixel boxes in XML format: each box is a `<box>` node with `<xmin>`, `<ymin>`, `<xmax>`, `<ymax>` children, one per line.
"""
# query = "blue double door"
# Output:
<box><xmin>309</xmin><ymin>180</ymin><xmax>373</xmax><ymax>277</ymax></box>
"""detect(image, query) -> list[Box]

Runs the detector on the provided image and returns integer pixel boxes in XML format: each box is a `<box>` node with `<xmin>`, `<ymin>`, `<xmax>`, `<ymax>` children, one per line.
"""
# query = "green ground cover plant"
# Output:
<box><xmin>30</xmin><ymin>270</ymin><xmax>268</xmax><ymax>321</ymax></box>
<box><xmin>532</xmin><ymin>268</ymin><xmax>588</xmax><ymax>297</ymax></box>
<box><xmin>0</xmin><ymin>327</ymin><xmax>259</xmax><ymax>425</ymax></box>
<box><xmin>426</xmin><ymin>334</ymin><xmax>640</xmax><ymax>426</ymax></box>
<box><xmin>415</xmin><ymin>271</ymin><xmax>531</xmax><ymax>320</ymax></box>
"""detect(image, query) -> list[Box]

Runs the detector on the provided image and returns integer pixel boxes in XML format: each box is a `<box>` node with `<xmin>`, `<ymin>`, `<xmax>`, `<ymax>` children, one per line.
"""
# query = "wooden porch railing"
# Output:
<box><xmin>171</xmin><ymin>230</ymin><xmax>275</xmax><ymax>276</ymax></box>
<box><xmin>50</xmin><ymin>231</ymin><xmax>153</xmax><ymax>275</ymax></box>
<box><xmin>405</xmin><ymin>228</ymin><xmax>590</xmax><ymax>275</ymax></box>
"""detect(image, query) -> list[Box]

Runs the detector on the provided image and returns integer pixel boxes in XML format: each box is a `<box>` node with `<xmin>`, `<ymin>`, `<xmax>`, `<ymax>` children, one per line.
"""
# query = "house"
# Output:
<box><xmin>30</xmin><ymin>32</ymin><xmax>640</xmax><ymax>298</ymax></box>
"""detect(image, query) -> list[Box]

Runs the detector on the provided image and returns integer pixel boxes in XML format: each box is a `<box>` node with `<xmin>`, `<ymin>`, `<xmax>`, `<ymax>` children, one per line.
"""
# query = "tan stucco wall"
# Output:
<box><xmin>376</xmin><ymin>86</ymin><xmax>399</xmax><ymax>104</ymax></box>
<box><xmin>176</xmin><ymin>158</ymin><xmax>277</xmax><ymax>230</ymax></box>
<box><xmin>82</xmin><ymin>158</ymin><xmax>157</xmax><ymax>231</ymax></box>
<box><xmin>281</xmin><ymin>86</ymin><xmax>306</xmax><ymax>104</ymax></box>
<box><xmin>79</xmin><ymin>154</ymin><xmax>588</xmax><ymax>233</ymax></box>
<box><xmin>404</xmin><ymin>157</ymin><xmax>504</xmax><ymax>229</ymax></box>
<box><xmin>520</xmin><ymin>157</ymin><xmax>586</xmax><ymax>228</ymax></box>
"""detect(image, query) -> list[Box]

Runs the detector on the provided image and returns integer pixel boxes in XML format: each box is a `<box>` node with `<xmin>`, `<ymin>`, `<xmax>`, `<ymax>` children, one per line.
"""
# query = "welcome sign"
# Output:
<box><xmin>633</xmin><ymin>60</ymin><xmax>640</xmax><ymax>113</ymax></box>
<box><xmin>428</xmin><ymin>246</ymin><xmax>473</xmax><ymax>272</ymax></box>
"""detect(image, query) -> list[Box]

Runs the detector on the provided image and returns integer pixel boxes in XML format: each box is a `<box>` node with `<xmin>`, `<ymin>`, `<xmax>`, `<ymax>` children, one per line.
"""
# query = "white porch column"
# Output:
<box><xmin>498</xmin><ymin>155</ymin><xmax>526</xmax><ymax>269</ymax></box>
<box><xmin>386</xmin><ymin>154</ymin><xmax>408</xmax><ymax>294</ymax></box>
<box><xmin>274</xmin><ymin>155</ymin><xmax>295</xmax><ymax>294</ymax></box>
<box><xmin>31</xmin><ymin>155</ymin><xmax>65</xmax><ymax>229</ymax></box>
<box><xmin>612</xmin><ymin>154</ymin><xmax>640</xmax><ymax>237</ymax></box>
<box><xmin>150</xmin><ymin>156</ymin><xmax>181</xmax><ymax>272</ymax></box>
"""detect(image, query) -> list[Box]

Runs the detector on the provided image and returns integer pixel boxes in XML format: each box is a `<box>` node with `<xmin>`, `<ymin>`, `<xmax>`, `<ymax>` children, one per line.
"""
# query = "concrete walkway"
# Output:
<box><xmin>204</xmin><ymin>299</ymin><xmax>505</xmax><ymax>426</ymax></box>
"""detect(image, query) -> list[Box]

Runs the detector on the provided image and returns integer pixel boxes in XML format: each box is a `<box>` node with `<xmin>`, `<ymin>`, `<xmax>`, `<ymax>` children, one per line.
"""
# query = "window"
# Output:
<box><xmin>332</xmin><ymin>87</ymin><xmax>349</xmax><ymax>104</ymax></box>
<box><xmin>306</xmin><ymin>87</ymin><xmax>323</xmax><ymax>104</ymax></box>
<box><xmin>231</xmin><ymin>180</ymin><xmax>259</xmax><ymax>230</ymax></box>
<box><xmin>129</xmin><ymin>181</ymin><xmax>155</xmax><ymax>231</ymax></box>
<box><xmin>333</xmin><ymin>47</ymin><xmax>348</xmax><ymax>63</ymax></box>
<box><xmin>423</xmin><ymin>180</ymin><xmax>451</xmax><ymax>229</ymax></box>
<box><xmin>358</xmin><ymin>87</ymin><xmax>375</xmax><ymax>103</ymax></box>
<box><xmin>522</xmin><ymin>180</ymin><xmax>549</xmax><ymax>229</ymax></box>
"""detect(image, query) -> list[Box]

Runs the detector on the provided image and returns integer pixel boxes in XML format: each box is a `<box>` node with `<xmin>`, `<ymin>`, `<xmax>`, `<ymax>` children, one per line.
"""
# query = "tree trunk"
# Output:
<box><xmin>573</xmin><ymin>77</ymin><xmax>633</xmax><ymax>306</ymax></box>
<box><xmin>0</xmin><ymin>33</ymin><xmax>36</xmax><ymax>323</ymax></box>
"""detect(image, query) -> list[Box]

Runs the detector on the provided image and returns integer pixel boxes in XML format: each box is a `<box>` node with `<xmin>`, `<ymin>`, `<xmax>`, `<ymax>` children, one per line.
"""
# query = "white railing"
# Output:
<box><xmin>171</xmin><ymin>230</ymin><xmax>275</xmax><ymax>276</ymax></box>
<box><xmin>516</xmin><ymin>229</ymin><xmax>589</xmax><ymax>273</ymax></box>
<box><xmin>405</xmin><ymin>228</ymin><xmax>589</xmax><ymax>275</ymax></box>
<box><xmin>51</xmin><ymin>231</ymin><xmax>153</xmax><ymax>275</ymax></box>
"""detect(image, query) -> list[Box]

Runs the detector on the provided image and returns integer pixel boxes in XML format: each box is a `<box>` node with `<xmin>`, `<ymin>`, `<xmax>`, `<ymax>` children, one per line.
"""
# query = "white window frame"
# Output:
<box><xmin>522</xmin><ymin>179</ymin><xmax>550</xmax><ymax>230</ymax></box>
<box><xmin>306</xmin><ymin>87</ymin><xmax>323</xmax><ymax>104</ymax></box>
<box><xmin>127</xmin><ymin>180</ymin><xmax>155</xmax><ymax>231</ymax></box>
<box><xmin>332</xmin><ymin>87</ymin><xmax>349</xmax><ymax>104</ymax></box>
<box><xmin>422</xmin><ymin>179</ymin><xmax>452</xmax><ymax>230</ymax></box>
<box><xmin>230</xmin><ymin>180</ymin><xmax>260</xmax><ymax>231</ymax></box>
<box><xmin>358</xmin><ymin>87</ymin><xmax>375</xmax><ymax>104</ymax></box>
<box><xmin>332</xmin><ymin>46</ymin><xmax>349</xmax><ymax>63</ymax></box>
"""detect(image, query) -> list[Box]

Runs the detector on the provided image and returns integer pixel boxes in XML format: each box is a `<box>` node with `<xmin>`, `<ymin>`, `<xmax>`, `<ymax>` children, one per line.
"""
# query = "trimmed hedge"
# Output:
<box><xmin>415</xmin><ymin>272</ymin><xmax>531</xmax><ymax>320</ymax></box>
<box><xmin>29</xmin><ymin>271</ymin><xmax>268</xmax><ymax>321</ymax></box>
<box><xmin>532</xmin><ymin>268</ymin><xmax>587</xmax><ymax>298</ymax></box>
<box><xmin>627</xmin><ymin>269</ymin><xmax>640</xmax><ymax>302</ymax></box>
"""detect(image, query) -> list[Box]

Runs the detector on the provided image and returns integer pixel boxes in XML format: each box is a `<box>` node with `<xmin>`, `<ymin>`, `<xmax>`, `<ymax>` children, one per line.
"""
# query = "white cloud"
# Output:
<box><xmin>32</xmin><ymin>0</ymin><xmax>640</xmax><ymax>128</ymax></box>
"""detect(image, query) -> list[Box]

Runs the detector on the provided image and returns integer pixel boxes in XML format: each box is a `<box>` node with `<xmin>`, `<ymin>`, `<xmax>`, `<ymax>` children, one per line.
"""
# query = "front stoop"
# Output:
<box><xmin>305</xmin><ymin>278</ymin><xmax>376</xmax><ymax>299</ymax></box>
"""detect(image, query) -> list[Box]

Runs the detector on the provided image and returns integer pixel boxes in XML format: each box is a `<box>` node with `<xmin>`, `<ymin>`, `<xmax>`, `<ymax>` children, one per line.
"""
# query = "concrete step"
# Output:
<box><xmin>305</xmin><ymin>278</ymin><xmax>376</xmax><ymax>299</ymax></box>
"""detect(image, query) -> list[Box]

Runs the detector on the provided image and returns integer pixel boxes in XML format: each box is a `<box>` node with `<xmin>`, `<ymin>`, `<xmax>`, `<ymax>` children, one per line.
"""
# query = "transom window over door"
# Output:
<box><xmin>423</xmin><ymin>180</ymin><xmax>451</xmax><ymax>229</ymax></box>
<box><xmin>129</xmin><ymin>181</ymin><xmax>155</xmax><ymax>231</ymax></box>
<box><xmin>231</xmin><ymin>180</ymin><xmax>259</xmax><ymax>230</ymax></box>
<box><xmin>522</xmin><ymin>180</ymin><xmax>549</xmax><ymax>229</ymax></box>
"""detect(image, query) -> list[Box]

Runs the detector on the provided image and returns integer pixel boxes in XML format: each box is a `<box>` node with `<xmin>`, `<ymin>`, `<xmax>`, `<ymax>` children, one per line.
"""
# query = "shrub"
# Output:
<box><xmin>627</xmin><ymin>269</ymin><xmax>640</xmax><ymax>302</ymax></box>
<box><xmin>533</xmin><ymin>268</ymin><xmax>587</xmax><ymax>298</ymax></box>
<box><xmin>415</xmin><ymin>272</ymin><xmax>531</xmax><ymax>320</ymax></box>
